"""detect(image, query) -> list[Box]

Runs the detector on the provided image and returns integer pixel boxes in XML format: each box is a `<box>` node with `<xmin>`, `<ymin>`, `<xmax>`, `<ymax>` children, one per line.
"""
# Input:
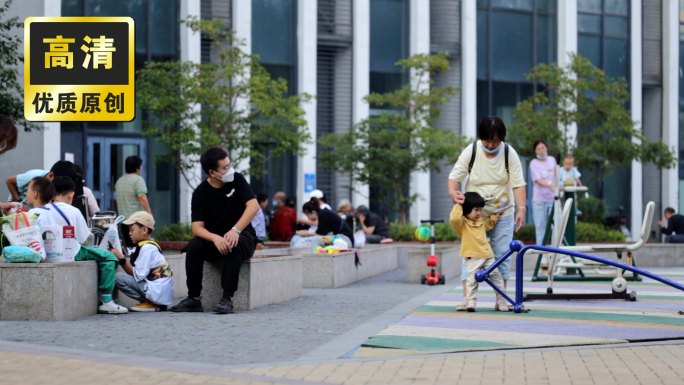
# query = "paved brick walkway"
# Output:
<box><xmin>2</xmin><ymin>340</ymin><xmax>684</xmax><ymax>384</ymax></box>
<box><xmin>0</xmin><ymin>269</ymin><xmax>434</xmax><ymax>365</ymax></box>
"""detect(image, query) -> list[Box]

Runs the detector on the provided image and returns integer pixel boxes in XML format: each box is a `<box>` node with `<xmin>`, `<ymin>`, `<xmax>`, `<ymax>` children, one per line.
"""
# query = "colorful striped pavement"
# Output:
<box><xmin>352</xmin><ymin>268</ymin><xmax>684</xmax><ymax>358</ymax></box>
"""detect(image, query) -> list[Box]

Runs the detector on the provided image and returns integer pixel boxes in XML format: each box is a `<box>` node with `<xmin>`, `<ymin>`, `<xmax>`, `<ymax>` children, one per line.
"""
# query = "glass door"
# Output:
<box><xmin>87</xmin><ymin>137</ymin><xmax>147</xmax><ymax>213</ymax></box>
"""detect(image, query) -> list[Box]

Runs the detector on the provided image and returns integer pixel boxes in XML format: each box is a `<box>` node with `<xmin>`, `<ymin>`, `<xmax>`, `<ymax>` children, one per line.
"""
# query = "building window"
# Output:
<box><xmin>250</xmin><ymin>0</ymin><xmax>298</xmax><ymax>199</ymax></box>
<box><xmin>476</xmin><ymin>0</ymin><xmax>557</xmax><ymax>125</ymax></box>
<box><xmin>578</xmin><ymin>0</ymin><xmax>629</xmax><ymax>79</ymax></box>
<box><xmin>370</xmin><ymin>0</ymin><xmax>408</xmax><ymax>99</ymax></box>
<box><xmin>577</xmin><ymin>0</ymin><xmax>630</xmax><ymax>222</ymax></box>
<box><xmin>252</xmin><ymin>0</ymin><xmax>297</xmax><ymax>96</ymax></box>
<box><xmin>369</xmin><ymin>0</ymin><xmax>409</xmax><ymax>222</ymax></box>
<box><xmin>61</xmin><ymin>0</ymin><xmax>181</xmax><ymax>228</ymax></box>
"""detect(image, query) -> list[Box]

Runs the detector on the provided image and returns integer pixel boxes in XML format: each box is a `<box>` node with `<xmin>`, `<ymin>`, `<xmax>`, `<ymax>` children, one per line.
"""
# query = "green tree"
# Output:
<box><xmin>508</xmin><ymin>53</ymin><xmax>675</xmax><ymax>183</ymax></box>
<box><xmin>0</xmin><ymin>0</ymin><xmax>38</xmax><ymax>131</ymax></box>
<box><xmin>136</xmin><ymin>17</ymin><xmax>311</xmax><ymax>187</ymax></box>
<box><xmin>318</xmin><ymin>53</ymin><xmax>467</xmax><ymax>224</ymax></box>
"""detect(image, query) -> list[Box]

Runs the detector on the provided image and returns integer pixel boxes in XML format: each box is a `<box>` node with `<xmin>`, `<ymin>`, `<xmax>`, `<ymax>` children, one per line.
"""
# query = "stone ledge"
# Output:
<box><xmin>201</xmin><ymin>255</ymin><xmax>302</xmax><ymax>311</ymax></box>
<box><xmin>0</xmin><ymin>261</ymin><xmax>98</xmax><ymax>321</ymax></box>
<box><xmin>303</xmin><ymin>246</ymin><xmax>399</xmax><ymax>288</ymax></box>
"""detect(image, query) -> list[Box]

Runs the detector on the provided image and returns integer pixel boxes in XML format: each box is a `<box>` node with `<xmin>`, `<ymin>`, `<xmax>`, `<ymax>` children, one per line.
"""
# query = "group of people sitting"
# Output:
<box><xmin>0</xmin><ymin>160</ymin><xmax>172</xmax><ymax>314</ymax></box>
<box><xmin>255</xmin><ymin>188</ymin><xmax>393</xmax><ymax>248</ymax></box>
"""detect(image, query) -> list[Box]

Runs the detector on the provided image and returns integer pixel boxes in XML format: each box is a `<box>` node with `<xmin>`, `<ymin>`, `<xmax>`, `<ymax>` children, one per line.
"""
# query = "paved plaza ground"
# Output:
<box><xmin>2</xmin><ymin>266</ymin><xmax>684</xmax><ymax>384</ymax></box>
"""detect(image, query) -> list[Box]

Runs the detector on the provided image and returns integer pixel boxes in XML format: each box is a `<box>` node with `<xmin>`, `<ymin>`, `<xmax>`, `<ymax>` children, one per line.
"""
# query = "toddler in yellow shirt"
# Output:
<box><xmin>450</xmin><ymin>192</ymin><xmax>509</xmax><ymax>312</ymax></box>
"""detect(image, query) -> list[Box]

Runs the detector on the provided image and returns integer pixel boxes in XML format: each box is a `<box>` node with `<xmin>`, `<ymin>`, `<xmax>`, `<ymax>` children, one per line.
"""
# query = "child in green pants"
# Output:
<box><xmin>31</xmin><ymin>176</ymin><xmax>127</xmax><ymax>314</ymax></box>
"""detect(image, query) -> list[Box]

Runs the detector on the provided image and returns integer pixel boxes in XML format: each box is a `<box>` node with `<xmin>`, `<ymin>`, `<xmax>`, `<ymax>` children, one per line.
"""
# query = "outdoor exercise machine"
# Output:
<box><xmin>474</xmin><ymin>239</ymin><xmax>684</xmax><ymax>313</ymax></box>
<box><xmin>526</xmin><ymin>200</ymin><xmax>655</xmax><ymax>301</ymax></box>
<box><xmin>419</xmin><ymin>219</ymin><xmax>446</xmax><ymax>285</ymax></box>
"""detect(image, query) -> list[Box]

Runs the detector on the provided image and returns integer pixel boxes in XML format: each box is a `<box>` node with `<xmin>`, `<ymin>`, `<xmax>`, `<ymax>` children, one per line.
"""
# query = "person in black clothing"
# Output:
<box><xmin>296</xmin><ymin>201</ymin><xmax>354</xmax><ymax>249</ymax></box>
<box><xmin>170</xmin><ymin>148</ymin><xmax>259</xmax><ymax>314</ymax></box>
<box><xmin>659</xmin><ymin>207</ymin><xmax>684</xmax><ymax>244</ymax></box>
<box><xmin>356</xmin><ymin>205</ymin><xmax>392</xmax><ymax>243</ymax></box>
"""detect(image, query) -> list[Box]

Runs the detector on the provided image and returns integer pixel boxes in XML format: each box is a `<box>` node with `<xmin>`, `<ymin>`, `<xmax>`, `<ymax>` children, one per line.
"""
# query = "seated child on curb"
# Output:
<box><xmin>449</xmin><ymin>192</ymin><xmax>509</xmax><ymax>312</ymax></box>
<box><xmin>45</xmin><ymin>177</ymin><xmax>128</xmax><ymax>314</ymax></box>
<box><xmin>110</xmin><ymin>211</ymin><xmax>174</xmax><ymax>312</ymax></box>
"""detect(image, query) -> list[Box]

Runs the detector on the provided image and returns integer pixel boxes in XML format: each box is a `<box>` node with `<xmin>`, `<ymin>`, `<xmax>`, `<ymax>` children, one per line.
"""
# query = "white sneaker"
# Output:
<box><xmin>98</xmin><ymin>301</ymin><xmax>129</xmax><ymax>314</ymax></box>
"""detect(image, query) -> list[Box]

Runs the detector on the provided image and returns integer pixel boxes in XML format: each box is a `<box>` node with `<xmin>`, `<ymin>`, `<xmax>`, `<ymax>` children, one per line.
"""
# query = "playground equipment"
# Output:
<box><xmin>474</xmin><ymin>240</ymin><xmax>684</xmax><ymax>313</ymax></box>
<box><xmin>419</xmin><ymin>219</ymin><xmax>445</xmax><ymax>285</ymax></box>
<box><xmin>526</xmin><ymin>200</ymin><xmax>655</xmax><ymax>301</ymax></box>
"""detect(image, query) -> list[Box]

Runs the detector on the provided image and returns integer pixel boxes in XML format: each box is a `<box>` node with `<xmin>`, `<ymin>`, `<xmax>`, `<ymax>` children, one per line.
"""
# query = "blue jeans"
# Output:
<box><xmin>461</xmin><ymin>213</ymin><xmax>515</xmax><ymax>281</ymax></box>
<box><xmin>533</xmin><ymin>201</ymin><xmax>554</xmax><ymax>245</ymax></box>
<box><xmin>665</xmin><ymin>234</ymin><xmax>684</xmax><ymax>243</ymax></box>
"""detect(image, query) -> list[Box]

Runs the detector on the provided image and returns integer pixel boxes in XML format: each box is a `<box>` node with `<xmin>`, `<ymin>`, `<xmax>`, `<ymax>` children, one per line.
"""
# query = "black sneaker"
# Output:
<box><xmin>212</xmin><ymin>297</ymin><xmax>234</xmax><ymax>314</ymax></box>
<box><xmin>169</xmin><ymin>297</ymin><xmax>204</xmax><ymax>312</ymax></box>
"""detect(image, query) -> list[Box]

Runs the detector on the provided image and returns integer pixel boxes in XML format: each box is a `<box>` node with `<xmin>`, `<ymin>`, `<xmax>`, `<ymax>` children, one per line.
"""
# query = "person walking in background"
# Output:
<box><xmin>530</xmin><ymin>140</ymin><xmax>557</xmax><ymax>246</ymax></box>
<box><xmin>115</xmin><ymin>156</ymin><xmax>151</xmax><ymax>248</ymax></box>
<box><xmin>271</xmin><ymin>195</ymin><xmax>297</xmax><ymax>242</ymax></box>
<box><xmin>75</xmin><ymin>163</ymin><xmax>100</xmax><ymax>215</ymax></box>
<box><xmin>659</xmin><ymin>208</ymin><xmax>684</xmax><ymax>243</ymax></box>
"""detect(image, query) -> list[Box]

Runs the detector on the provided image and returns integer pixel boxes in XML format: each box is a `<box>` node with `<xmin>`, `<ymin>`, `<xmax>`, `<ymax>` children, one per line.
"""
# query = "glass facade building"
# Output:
<box><xmin>4</xmin><ymin>0</ymin><xmax>680</xmax><ymax>240</ymax></box>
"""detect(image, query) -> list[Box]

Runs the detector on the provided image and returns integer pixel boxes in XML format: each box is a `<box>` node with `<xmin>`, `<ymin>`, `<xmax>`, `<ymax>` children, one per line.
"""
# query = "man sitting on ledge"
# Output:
<box><xmin>170</xmin><ymin>148</ymin><xmax>259</xmax><ymax>314</ymax></box>
<box><xmin>659</xmin><ymin>207</ymin><xmax>684</xmax><ymax>244</ymax></box>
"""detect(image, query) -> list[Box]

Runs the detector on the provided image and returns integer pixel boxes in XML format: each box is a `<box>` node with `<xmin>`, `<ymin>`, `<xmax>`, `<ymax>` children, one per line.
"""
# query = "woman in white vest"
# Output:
<box><xmin>447</xmin><ymin>116</ymin><xmax>527</xmax><ymax>311</ymax></box>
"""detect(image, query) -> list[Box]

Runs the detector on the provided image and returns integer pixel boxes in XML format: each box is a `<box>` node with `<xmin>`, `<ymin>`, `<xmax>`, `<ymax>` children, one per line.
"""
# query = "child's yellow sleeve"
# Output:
<box><xmin>449</xmin><ymin>205</ymin><xmax>465</xmax><ymax>234</ymax></box>
<box><xmin>483</xmin><ymin>214</ymin><xmax>499</xmax><ymax>231</ymax></box>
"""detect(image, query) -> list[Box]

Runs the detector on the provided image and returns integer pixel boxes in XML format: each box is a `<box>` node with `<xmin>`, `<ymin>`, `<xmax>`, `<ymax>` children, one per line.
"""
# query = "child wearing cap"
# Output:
<box><xmin>111</xmin><ymin>211</ymin><xmax>174</xmax><ymax>312</ymax></box>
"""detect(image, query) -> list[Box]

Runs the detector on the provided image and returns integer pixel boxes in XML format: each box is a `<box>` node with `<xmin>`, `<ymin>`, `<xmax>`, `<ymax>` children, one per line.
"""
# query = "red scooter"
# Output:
<box><xmin>420</xmin><ymin>219</ymin><xmax>446</xmax><ymax>285</ymax></box>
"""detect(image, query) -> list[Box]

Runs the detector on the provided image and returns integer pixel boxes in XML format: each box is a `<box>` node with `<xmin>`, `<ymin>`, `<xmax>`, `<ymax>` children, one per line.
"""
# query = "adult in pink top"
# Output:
<box><xmin>530</xmin><ymin>140</ymin><xmax>557</xmax><ymax>245</ymax></box>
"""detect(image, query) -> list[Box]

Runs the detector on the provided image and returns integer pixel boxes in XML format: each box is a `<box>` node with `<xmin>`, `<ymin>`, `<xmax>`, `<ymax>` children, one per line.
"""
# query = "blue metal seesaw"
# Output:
<box><xmin>474</xmin><ymin>240</ymin><xmax>684</xmax><ymax>313</ymax></box>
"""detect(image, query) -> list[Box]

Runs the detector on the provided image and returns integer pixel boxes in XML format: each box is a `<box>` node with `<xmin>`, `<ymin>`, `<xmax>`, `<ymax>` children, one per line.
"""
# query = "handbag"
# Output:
<box><xmin>2</xmin><ymin>212</ymin><xmax>46</xmax><ymax>260</ymax></box>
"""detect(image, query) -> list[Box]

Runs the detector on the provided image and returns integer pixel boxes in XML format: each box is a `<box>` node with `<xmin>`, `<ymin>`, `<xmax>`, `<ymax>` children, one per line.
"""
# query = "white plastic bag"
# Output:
<box><xmin>98</xmin><ymin>215</ymin><xmax>125</xmax><ymax>253</ymax></box>
<box><xmin>40</xmin><ymin>224</ymin><xmax>78</xmax><ymax>263</ymax></box>
<box><xmin>354</xmin><ymin>230</ymin><xmax>366</xmax><ymax>249</ymax></box>
<box><xmin>3</xmin><ymin>212</ymin><xmax>46</xmax><ymax>260</ymax></box>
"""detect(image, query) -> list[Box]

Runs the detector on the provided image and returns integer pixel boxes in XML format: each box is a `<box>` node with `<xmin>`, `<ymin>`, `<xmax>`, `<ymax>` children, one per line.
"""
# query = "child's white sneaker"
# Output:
<box><xmin>466</xmin><ymin>301</ymin><xmax>476</xmax><ymax>312</ymax></box>
<box><xmin>98</xmin><ymin>301</ymin><xmax>128</xmax><ymax>314</ymax></box>
<box><xmin>495</xmin><ymin>298</ymin><xmax>510</xmax><ymax>312</ymax></box>
<box><xmin>456</xmin><ymin>298</ymin><xmax>468</xmax><ymax>311</ymax></box>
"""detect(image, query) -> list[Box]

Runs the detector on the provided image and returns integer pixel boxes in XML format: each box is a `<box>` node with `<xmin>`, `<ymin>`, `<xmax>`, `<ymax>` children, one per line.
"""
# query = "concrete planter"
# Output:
<box><xmin>0</xmin><ymin>261</ymin><xmax>98</xmax><ymax>321</ymax></box>
<box><xmin>407</xmin><ymin>246</ymin><xmax>461</xmax><ymax>284</ymax></box>
<box><xmin>302</xmin><ymin>246</ymin><xmax>399</xmax><ymax>288</ymax></box>
<box><xmin>201</xmin><ymin>255</ymin><xmax>302</xmax><ymax>311</ymax></box>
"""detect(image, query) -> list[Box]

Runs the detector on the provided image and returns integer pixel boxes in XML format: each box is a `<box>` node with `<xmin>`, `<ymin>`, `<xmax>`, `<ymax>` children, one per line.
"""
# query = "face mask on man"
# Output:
<box><xmin>215</xmin><ymin>167</ymin><xmax>235</xmax><ymax>183</ymax></box>
<box><xmin>272</xmin><ymin>200</ymin><xmax>278</xmax><ymax>207</ymax></box>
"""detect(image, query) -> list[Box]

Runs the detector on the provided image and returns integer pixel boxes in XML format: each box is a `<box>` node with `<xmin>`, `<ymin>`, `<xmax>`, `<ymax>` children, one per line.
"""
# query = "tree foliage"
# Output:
<box><xmin>0</xmin><ymin>0</ymin><xmax>38</xmax><ymax>131</ymax></box>
<box><xmin>508</xmin><ymin>53</ymin><xmax>675</xmax><ymax>182</ymax></box>
<box><xmin>318</xmin><ymin>53</ymin><xmax>467</xmax><ymax>224</ymax></box>
<box><xmin>136</xmin><ymin>17</ymin><xmax>312</xmax><ymax>187</ymax></box>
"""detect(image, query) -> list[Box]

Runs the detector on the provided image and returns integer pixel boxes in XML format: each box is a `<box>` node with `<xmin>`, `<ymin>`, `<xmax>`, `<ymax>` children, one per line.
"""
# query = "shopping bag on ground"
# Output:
<box><xmin>2</xmin><ymin>212</ymin><xmax>46</xmax><ymax>260</ymax></box>
<box><xmin>98</xmin><ymin>215</ymin><xmax>125</xmax><ymax>253</ymax></box>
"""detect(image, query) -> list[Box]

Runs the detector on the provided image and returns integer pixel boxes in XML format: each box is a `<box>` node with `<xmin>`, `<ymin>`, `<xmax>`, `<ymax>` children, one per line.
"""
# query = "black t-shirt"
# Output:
<box><xmin>364</xmin><ymin>212</ymin><xmax>390</xmax><ymax>238</ymax></box>
<box><xmin>315</xmin><ymin>209</ymin><xmax>354</xmax><ymax>247</ymax></box>
<box><xmin>191</xmin><ymin>173</ymin><xmax>256</xmax><ymax>237</ymax></box>
<box><xmin>662</xmin><ymin>214</ymin><xmax>684</xmax><ymax>235</ymax></box>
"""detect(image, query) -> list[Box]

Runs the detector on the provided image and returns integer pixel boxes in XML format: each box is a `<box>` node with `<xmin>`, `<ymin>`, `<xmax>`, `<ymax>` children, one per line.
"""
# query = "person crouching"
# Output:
<box><xmin>449</xmin><ymin>192</ymin><xmax>509</xmax><ymax>312</ymax></box>
<box><xmin>111</xmin><ymin>211</ymin><xmax>173</xmax><ymax>311</ymax></box>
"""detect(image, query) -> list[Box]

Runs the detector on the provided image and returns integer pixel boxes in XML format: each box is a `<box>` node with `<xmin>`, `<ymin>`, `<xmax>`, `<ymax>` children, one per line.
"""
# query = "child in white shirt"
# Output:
<box><xmin>111</xmin><ymin>211</ymin><xmax>174</xmax><ymax>311</ymax></box>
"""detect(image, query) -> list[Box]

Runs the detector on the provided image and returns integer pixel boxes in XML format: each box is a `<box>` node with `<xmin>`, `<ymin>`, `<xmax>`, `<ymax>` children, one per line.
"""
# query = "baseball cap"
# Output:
<box><xmin>122</xmin><ymin>211</ymin><xmax>156</xmax><ymax>230</ymax></box>
<box><xmin>309</xmin><ymin>189</ymin><xmax>324</xmax><ymax>200</ymax></box>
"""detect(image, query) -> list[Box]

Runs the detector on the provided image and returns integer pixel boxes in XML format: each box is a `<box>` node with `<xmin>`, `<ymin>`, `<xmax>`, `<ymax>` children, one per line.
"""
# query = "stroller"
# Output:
<box><xmin>90</xmin><ymin>210</ymin><xmax>129</xmax><ymax>257</ymax></box>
